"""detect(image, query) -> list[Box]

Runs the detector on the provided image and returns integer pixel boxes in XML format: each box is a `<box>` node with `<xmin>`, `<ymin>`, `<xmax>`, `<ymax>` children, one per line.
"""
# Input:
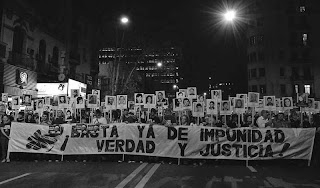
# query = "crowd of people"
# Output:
<box><xmin>0</xmin><ymin>102</ymin><xmax>320</xmax><ymax>166</ymax></box>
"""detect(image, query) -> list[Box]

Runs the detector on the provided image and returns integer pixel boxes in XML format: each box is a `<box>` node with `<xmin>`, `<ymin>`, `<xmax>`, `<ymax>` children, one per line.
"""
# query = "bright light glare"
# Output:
<box><xmin>120</xmin><ymin>16</ymin><xmax>129</xmax><ymax>24</ymax></box>
<box><xmin>157</xmin><ymin>62</ymin><xmax>162</xmax><ymax>67</ymax></box>
<box><xmin>224</xmin><ymin>10</ymin><xmax>236</xmax><ymax>21</ymax></box>
<box><xmin>173</xmin><ymin>84</ymin><xmax>178</xmax><ymax>89</ymax></box>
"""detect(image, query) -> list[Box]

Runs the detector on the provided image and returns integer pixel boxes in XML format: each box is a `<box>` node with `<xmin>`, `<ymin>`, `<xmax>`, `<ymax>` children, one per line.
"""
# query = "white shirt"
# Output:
<box><xmin>256</xmin><ymin>116</ymin><xmax>269</xmax><ymax>128</ymax></box>
<box><xmin>93</xmin><ymin>117</ymin><xmax>107</xmax><ymax>125</ymax></box>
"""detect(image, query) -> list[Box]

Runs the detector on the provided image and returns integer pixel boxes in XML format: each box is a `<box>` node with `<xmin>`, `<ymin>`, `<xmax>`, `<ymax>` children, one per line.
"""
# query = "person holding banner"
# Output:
<box><xmin>0</xmin><ymin>115</ymin><xmax>11</xmax><ymax>162</ymax></box>
<box><xmin>92</xmin><ymin>109</ymin><xmax>107</xmax><ymax>125</ymax></box>
<box><xmin>256</xmin><ymin>110</ymin><xmax>272</xmax><ymax>128</ymax></box>
<box><xmin>52</xmin><ymin>110</ymin><xmax>65</xmax><ymax>125</ymax></box>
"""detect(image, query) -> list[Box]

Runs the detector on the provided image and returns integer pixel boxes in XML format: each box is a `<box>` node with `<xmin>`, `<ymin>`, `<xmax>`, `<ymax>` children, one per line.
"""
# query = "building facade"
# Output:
<box><xmin>99</xmin><ymin>46</ymin><xmax>181</xmax><ymax>98</ymax></box>
<box><xmin>0</xmin><ymin>0</ymin><xmax>99</xmax><ymax>97</ymax></box>
<box><xmin>246</xmin><ymin>0</ymin><xmax>320</xmax><ymax>99</ymax></box>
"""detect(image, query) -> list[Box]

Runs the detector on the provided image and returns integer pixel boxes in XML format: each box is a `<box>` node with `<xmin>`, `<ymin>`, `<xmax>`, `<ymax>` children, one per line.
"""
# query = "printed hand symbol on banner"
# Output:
<box><xmin>26</xmin><ymin>130</ymin><xmax>58</xmax><ymax>152</ymax></box>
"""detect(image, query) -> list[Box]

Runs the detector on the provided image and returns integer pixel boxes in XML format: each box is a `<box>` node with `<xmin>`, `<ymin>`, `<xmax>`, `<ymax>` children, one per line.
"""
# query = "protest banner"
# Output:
<box><xmin>8</xmin><ymin>122</ymin><xmax>316</xmax><ymax>162</ymax></box>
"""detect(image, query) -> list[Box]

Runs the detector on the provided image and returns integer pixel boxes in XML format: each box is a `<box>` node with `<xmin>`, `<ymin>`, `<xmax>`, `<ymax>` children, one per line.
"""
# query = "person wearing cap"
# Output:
<box><xmin>92</xmin><ymin>109</ymin><xmax>107</xmax><ymax>125</ymax></box>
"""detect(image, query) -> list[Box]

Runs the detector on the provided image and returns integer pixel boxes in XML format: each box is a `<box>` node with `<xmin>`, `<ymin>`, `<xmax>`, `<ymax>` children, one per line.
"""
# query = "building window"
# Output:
<box><xmin>259</xmin><ymin>68</ymin><xmax>265</xmax><ymax>77</ymax></box>
<box><xmin>299</xmin><ymin>6</ymin><xmax>306</xmax><ymax>13</ymax></box>
<box><xmin>12</xmin><ymin>27</ymin><xmax>26</xmax><ymax>54</ymax></box>
<box><xmin>302</xmin><ymin>33</ymin><xmax>308</xmax><ymax>46</ymax></box>
<box><xmin>250</xmin><ymin>52</ymin><xmax>257</xmax><ymax>62</ymax></box>
<box><xmin>260</xmin><ymin>85</ymin><xmax>266</xmax><ymax>94</ymax></box>
<box><xmin>252</xmin><ymin>85</ymin><xmax>258</xmax><ymax>92</ymax></box>
<box><xmin>295</xmin><ymin>84</ymin><xmax>299</xmax><ymax>93</ymax></box>
<box><xmin>249</xmin><ymin>36</ymin><xmax>255</xmax><ymax>46</ymax></box>
<box><xmin>304</xmin><ymin>84</ymin><xmax>310</xmax><ymax>94</ymax></box>
<box><xmin>280</xmin><ymin>67</ymin><xmax>285</xmax><ymax>76</ymax></box>
<box><xmin>251</xmin><ymin>69</ymin><xmax>257</xmax><ymax>78</ymax></box>
<box><xmin>258</xmin><ymin>52</ymin><xmax>265</xmax><ymax>61</ymax></box>
<box><xmin>280</xmin><ymin>84</ymin><xmax>286</xmax><ymax>95</ymax></box>
<box><xmin>278</xmin><ymin>50</ymin><xmax>284</xmax><ymax>60</ymax></box>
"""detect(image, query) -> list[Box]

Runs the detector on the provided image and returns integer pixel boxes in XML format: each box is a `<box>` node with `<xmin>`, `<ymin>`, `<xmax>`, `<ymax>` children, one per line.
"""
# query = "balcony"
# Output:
<box><xmin>7</xmin><ymin>51</ymin><xmax>36</xmax><ymax>71</ymax></box>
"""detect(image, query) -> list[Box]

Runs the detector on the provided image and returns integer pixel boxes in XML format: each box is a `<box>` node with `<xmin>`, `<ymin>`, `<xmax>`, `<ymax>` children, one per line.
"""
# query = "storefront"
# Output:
<box><xmin>37</xmin><ymin>79</ymin><xmax>86</xmax><ymax>98</ymax></box>
<box><xmin>2</xmin><ymin>63</ymin><xmax>38</xmax><ymax>97</ymax></box>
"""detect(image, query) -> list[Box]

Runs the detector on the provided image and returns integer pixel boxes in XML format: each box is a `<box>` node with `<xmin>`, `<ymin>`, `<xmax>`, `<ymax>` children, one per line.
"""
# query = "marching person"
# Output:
<box><xmin>255</xmin><ymin>110</ymin><xmax>272</xmax><ymax>128</ymax></box>
<box><xmin>92</xmin><ymin>109</ymin><xmax>107</xmax><ymax>125</ymax></box>
<box><xmin>0</xmin><ymin>115</ymin><xmax>11</xmax><ymax>163</ymax></box>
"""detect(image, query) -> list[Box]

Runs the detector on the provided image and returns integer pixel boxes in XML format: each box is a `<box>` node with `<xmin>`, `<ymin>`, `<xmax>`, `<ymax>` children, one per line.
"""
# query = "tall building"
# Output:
<box><xmin>246</xmin><ymin>0</ymin><xmax>320</xmax><ymax>99</ymax></box>
<box><xmin>0</xmin><ymin>0</ymin><xmax>99</xmax><ymax>96</ymax></box>
<box><xmin>99</xmin><ymin>46</ymin><xmax>181</xmax><ymax>98</ymax></box>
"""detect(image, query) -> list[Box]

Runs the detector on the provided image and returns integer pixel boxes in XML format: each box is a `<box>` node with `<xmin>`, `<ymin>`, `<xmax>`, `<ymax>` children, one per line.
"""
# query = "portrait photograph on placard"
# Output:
<box><xmin>248</xmin><ymin>92</ymin><xmax>259</xmax><ymax>107</ymax></box>
<box><xmin>87</xmin><ymin>94</ymin><xmax>98</xmax><ymax>108</ymax></box>
<box><xmin>12</xmin><ymin>96</ymin><xmax>20</xmax><ymax>109</ymax></box>
<box><xmin>7</xmin><ymin>101</ymin><xmax>12</xmax><ymax>111</ymax></box>
<box><xmin>182</xmin><ymin>97</ymin><xmax>192</xmax><ymax>110</ymax></box>
<box><xmin>71</xmin><ymin>89</ymin><xmax>80</xmax><ymax>98</ymax></box>
<box><xmin>176</xmin><ymin>91</ymin><xmax>185</xmax><ymax>98</ymax></box>
<box><xmin>92</xmin><ymin>89</ymin><xmax>100</xmax><ymax>99</ymax></box>
<box><xmin>1</xmin><ymin>93</ymin><xmax>8</xmax><ymax>102</ymax></box>
<box><xmin>135</xmin><ymin>93</ymin><xmax>144</xmax><ymax>105</ymax></box>
<box><xmin>37</xmin><ymin>99</ymin><xmax>44</xmax><ymax>111</ymax></box>
<box><xmin>282</xmin><ymin>97</ymin><xmax>293</xmax><ymax>110</ymax></box>
<box><xmin>192</xmin><ymin>102</ymin><xmax>204</xmax><ymax>117</ymax></box>
<box><xmin>206</xmin><ymin>99</ymin><xmax>217</xmax><ymax>115</ymax></box>
<box><xmin>144</xmin><ymin>94</ymin><xmax>156</xmax><ymax>108</ymax></box>
<box><xmin>197</xmin><ymin>95</ymin><xmax>205</xmax><ymax>103</ymax></box>
<box><xmin>297</xmin><ymin>93</ymin><xmax>308</xmax><ymax>107</ymax></box>
<box><xmin>237</xmin><ymin>94</ymin><xmax>248</xmax><ymax>106</ymax></box>
<box><xmin>76</xmin><ymin>96</ymin><xmax>85</xmax><ymax>109</ymax></box>
<box><xmin>105</xmin><ymin>96</ymin><xmax>116</xmax><ymax>110</ymax></box>
<box><xmin>22</xmin><ymin>94</ymin><xmax>32</xmax><ymax>106</ymax></box>
<box><xmin>234</xmin><ymin>98</ymin><xmax>245</xmax><ymax>113</ymax></box>
<box><xmin>156</xmin><ymin>91</ymin><xmax>166</xmax><ymax>103</ymax></box>
<box><xmin>65</xmin><ymin>108</ymin><xmax>74</xmax><ymax>121</ymax></box>
<box><xmin>187</xmin><ymin>87</ymin><xmax>197</xmax><ymax>99</ymax></box>
<box><xmin>179</xmin><ymin>89</ymin><xmax>188</xmax><ymax>97</ymax></box>
<box><xmin>211</xmin><ymin>90</ymin><xmax>222</xmax><ymax>101</ymax></box>
<box><xmin>264</xmin><ymin>96</ymin><xmax>275</xmax><ymax>107</ymax></box>
<box><xmin>173</xmin><ymin>98</ymin><xmax>182</xmax><ymax>111</ymax></box>
<box><xmin>220</xmin><ymin>100</ymin><xmax>231</xmax><ymax>115</ymax></box>
<box><xmin>58</xmin><ymin>94</ymin><xmax>68</xmax><ymax>108</ymax></box>
<box><xmin>117</xmin><ymin>95</ymin><xmax>127</xmax><ymax>109</ymax></box>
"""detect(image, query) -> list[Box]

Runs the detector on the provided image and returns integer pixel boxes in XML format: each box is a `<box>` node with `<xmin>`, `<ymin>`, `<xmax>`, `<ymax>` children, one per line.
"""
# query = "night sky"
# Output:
<box><xmin>32</xmin><ymin>0</ymin><xmax>248</xmax><ymax>94</ymax></box>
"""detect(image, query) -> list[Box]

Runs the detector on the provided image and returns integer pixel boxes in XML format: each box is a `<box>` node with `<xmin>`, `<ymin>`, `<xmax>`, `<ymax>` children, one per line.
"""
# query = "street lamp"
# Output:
<box><xmin>120</xmin><ymin>16</ymin><xmax>129</xmax><ymax>25</ymax></box>
<box><xmin>173</xmin><ymin>84</ymin><xmax>178</xmax><ymax>90</ymax></box>
<box><xmin>223</xmin><ymin>10</ymin><xmax>236</xmax><ymax>22</ymax></box>
<box><xmin>157</xmin><ymin>62</ymin><xmax>162</xmax><ymax>67</ymax></box>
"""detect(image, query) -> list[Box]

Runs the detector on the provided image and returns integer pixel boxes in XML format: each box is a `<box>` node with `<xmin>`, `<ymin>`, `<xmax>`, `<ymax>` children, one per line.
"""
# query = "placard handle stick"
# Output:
<box><xmin>211</xmin><ymin>114</ymin><xmax>213</xmax><ymax>127</ymax></box>
<box><xmin>224</xmin><ymin>115</ymin><xmax>227</xmax><ymax>126</ymax></box>
<box><xmin>238</xmin><ymin>113</ymin><xmax>241</xmax><ymax>127</ymax></box>
<box><xmin>121</xmin><ymin>109</ymin><xmax>123</xmax><ymax>123</ymax></box>
<box><xmin>197</xmin><ymin>116</ymin><xmax>199</xmax><ymax>126</ymax></box>
<box><xmin>179</xmin><ymin>111</ymin><xmax>181</xmax><ymax>125</ymax></box>
<box><xmin>79</xmin><ymin>109</ymin><xmax>82</xmax><ymax>123</ymax></box>
<box><xmin>300</xmin><ymin>107</ymin><xmax>303</xmax><ymax>127</ymax></box>
<box><xmin>251</xmin><ymin>107</ymin><xmax>255</xmax><ymax>126</ymax></box>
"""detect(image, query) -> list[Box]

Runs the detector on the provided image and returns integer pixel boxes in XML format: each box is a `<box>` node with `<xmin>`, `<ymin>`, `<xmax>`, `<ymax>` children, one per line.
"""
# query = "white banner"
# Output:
<box><xmin>8</xmin><ymin>123</ymin><xmax>316</xmax><ymax>160</ymax></box>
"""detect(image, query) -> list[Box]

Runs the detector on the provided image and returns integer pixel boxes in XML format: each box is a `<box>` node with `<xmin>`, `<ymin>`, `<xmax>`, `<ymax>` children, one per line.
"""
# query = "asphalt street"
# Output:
<box><xmin>0</xmin><ymin>160</ymin><xmax>319</xmax><ymax>188</ymax></box>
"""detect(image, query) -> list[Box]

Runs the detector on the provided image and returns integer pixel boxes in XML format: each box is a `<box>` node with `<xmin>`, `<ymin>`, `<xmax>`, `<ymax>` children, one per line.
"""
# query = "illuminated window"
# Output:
<box><xmin>295</xmin><ymin>84</ymin><xmax>299</xmax><ymax>93</ymax></box>
<box><xmin>302</xmin><ymin>33</ymin><xmax>308</xmax><ymax>46</ymax></box>
<box><xmin>304</xmin><ymin>84</ymin><xmax>310</xmax><ymax>94</ymax></box>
